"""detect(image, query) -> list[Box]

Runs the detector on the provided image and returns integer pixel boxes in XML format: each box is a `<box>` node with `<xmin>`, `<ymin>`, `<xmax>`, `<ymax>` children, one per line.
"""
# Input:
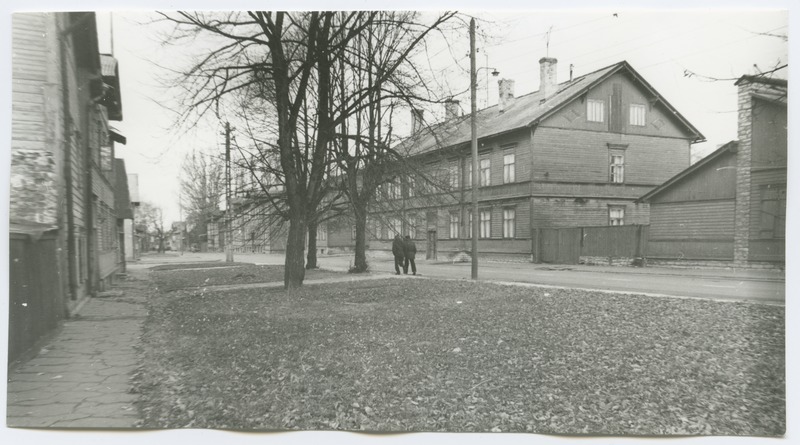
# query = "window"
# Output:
<box><xmin>317</xmin><ymin>225</ymin><xmax>327</xmax><ymax>242</ymax></box>
<box><xmin>466</xmin><ymin>162</ymin><xmax>473</xmax><ymax>189</ymax></box>
<box><xmin>610</xmin><ymin>154</ymin><xmax>624</xmax><ymax>183</ymax></box>
<box><xmin>609</xmin><ymin>206</ymin><xmax>625</xmax><ymax>226</ymax></box>
<box><xmin>587</xmin><ymin>99</ymin><xmax>604</xmax><ymax>122</ymax></box>
<box><xmin>407</xmin><ymin>214</ymin><xmax>416</xmax><ymax>239</ymax></box>
<box><xmin>389</xmin><ymin>178</ymin><xmax>402</xmax><ymax>199</ymax></box>
<box><xmin>503</xmin><ymin>208</ymin><xmax>515</xmax><ymax>238</ymax></box>
<box><xmin>759</xmin><ymin>185</ymin><xmax>786</xmax><ymax>238</ymax></box>
<box><xmin>468</xmin><ymin>212</ymin><xmax>473</xmax><ymax>238</ymax></box>
<box><xmin>449</xmin><ymin>212</ymin><xmax>460</xmax><ymax>239</ymax></box>
<box><xmin>480</xmin><ymin>158</ymin><xmax>491</xmax><ymax>187</ymax></box>
<box><xmin>449</xmin><ymin>164</ymin><xmax>459</xmax><ymax>189</ymax></box>
<box><xmin>480</xmin><ymin>210</ymin><xmax>491</xmax><ymax>238</ymax></box>
<box><xmin>629</xmin><ymin>103</ymin><xmax>646</xmax><ymax>126</ymax></box>
<box><xmin>503</xmin><ymin>154</ymin><xmax>515</xmax><ymax>183</ymax></box>
<box><xmin>351</xmin><ymin>225</ymin><xmax>357</xmax><ymax>240</ymax></box>
<box><xmin>407</xmin><ymin>176</ymin><xmax>416</xmax><ymax>198</ymax></box>
<box><xmin>389</xmin><ymin>217</ymin><xmax>402</xmax><ymax>236</ymax></box>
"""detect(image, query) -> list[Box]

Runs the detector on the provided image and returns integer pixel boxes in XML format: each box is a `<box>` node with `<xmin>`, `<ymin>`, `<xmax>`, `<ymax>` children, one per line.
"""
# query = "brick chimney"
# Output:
<box><xmin>497</xmin><ymin>78</ymin><xmax>515</xmax><ymax>112</ymax></box>
<box><xmin>444</xmin><ymin>99</ymin><xmax>460</xmax><ymax>120</ymax></box>
<box><xmin>411</xmin><ymin>109</ymin><xmax>424</xmax><ymax>133</ymax></box>
<box><xmin>539</xmin><ymin>57</ymin><xmax>558</xmax><ymax>100</ymax></box>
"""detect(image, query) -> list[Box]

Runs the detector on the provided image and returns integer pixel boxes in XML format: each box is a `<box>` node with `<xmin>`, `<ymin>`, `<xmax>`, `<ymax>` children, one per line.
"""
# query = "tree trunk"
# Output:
<box><xmin>284</xmin><ymin>213</ymin><xmax>307</xmax><ymax>290</ymax></box>
<box><xmin>352</xmin><ymin>200</ymin><xmax>369</xmax><ymax>273</ymax></box>
<box><xmin>306</xmin><ymin>221</ymin><xmax>318</xmax><ymax>269</ymax></box>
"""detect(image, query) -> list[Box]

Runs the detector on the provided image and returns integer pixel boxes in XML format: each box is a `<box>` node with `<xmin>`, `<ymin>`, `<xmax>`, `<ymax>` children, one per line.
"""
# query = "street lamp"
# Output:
<box><xmin>477</xmin><ymin>66</ymin><xmax>499</xmax><ymax>108</ymax></box>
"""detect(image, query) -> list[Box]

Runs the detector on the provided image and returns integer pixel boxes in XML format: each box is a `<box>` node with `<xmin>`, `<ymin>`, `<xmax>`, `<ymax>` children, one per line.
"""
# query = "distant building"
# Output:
<box><xmin>9</xmin><ymin>12</ymin><xmax>127</xmax><ymax>362</ymax></box>
<box><xmin>639</xmin><ymin>75</ymin><xmax>786</xmax><ymax>268</ymax></box>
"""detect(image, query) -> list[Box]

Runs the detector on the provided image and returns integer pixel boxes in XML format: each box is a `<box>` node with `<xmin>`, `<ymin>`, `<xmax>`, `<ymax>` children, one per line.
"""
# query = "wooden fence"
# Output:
<box><xmin>533</xmin><ymin>225</ymin><xmax>648</xmax><ymax>265</ymax></box>
<box><xmin>8</xmin><ymin>232</ymin><xmax>66</xmax><ymax>364</ymax></box>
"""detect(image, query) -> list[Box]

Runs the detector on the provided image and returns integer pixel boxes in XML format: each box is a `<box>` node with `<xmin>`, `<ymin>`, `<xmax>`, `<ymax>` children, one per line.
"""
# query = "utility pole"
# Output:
<box><xmin>225</xmin><ymin>122</ymin><xmax>234</xmax><ymax>263</ymax></box>
<box><xmin>470</xmin><ymin>18</ymin><xmax>479</xmax><ymax>280</ymax></box>
<box><xmin>179</xmin><ymin>192</ymin><xmax>184</xmax><ymax>256</ymax></box>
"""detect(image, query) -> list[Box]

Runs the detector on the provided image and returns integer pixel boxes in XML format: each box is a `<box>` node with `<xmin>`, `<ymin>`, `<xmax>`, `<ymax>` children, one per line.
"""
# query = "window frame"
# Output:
<box><xmin>609</xmin><ymin>206</ymin><xmax>625</xmax><ymax>226</ymax></box>
<box><xmin>449</xmin><ymin>211</ymin><xmax>460</xmax><ymax>239</ymax></box>
<box><xmin>629</xmin><ymin>103</ymin><xmax>646</xmax><ymax>126</ymax></box>
<box><xmin>610</xmin><ymin>153</ymin><xmax>625</xmax><ymax>183</ymax></box>
<box><xmin>502</xmin><ymin>208</ymin><xmax>516</xmax><ymax>238</ymax></box>
<box><xmin>449</xmin><ymin>164</ymin><xmax>459</xmax><ymax>189</ymax></box>
<box><xmin>479</xmin><ymin>210</ymin><xmax>491</xmax><ymax>239</ymax></box>
<box><xmin>503</xmin><ymin>153</ymin><xmax>515</xmax><ymax>184</ymax></box>
<box><xmin>587</xmin><ymin>99</ymin><xmax>605</xmax><ymax>123</ymax></box>
<box><xmin>480</xmin><ymin>158</ymin><xmax>491</xmax><ymax>187</ymax></box>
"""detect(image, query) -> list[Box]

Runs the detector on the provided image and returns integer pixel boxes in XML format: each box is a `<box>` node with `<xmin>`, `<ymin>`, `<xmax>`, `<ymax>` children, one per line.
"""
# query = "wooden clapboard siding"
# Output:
<box><xmin>532</xmin><ymin>126</ymin><xmax>690</xmax><ymax>186</ymax></box>
<box><xmin>649</xmin><ymin>201</ymin><xmax>735</xmax><ymax>239</ymax></box>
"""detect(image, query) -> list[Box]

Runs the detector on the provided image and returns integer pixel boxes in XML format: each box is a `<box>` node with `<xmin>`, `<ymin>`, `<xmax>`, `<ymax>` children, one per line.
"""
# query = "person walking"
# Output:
<box><xmin>403</xmin><ymin>235</ymin><xmax>417</xmax><ymax>275</ymax></box>
<box><xmin>392</xmin><ymin>234</ymin><xmax>405</xmax><ymax>275</ymax></box>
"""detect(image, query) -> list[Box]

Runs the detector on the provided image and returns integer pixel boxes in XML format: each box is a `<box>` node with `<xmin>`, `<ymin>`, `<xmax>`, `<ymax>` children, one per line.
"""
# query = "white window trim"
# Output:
<box><xmin>629</xmin><ymin>103</ymin><xmax>646</xmax><ymax>127</ymax></box>
<box><xmin>479</xmin><ymin>210</ymin><xmax>491</xmax><ymax>239</ymax></box>
<box><xmin>609</xmin><ymin>206</ymin><xmax>625</xmax><ymax>226</ymax></box>
<box><xmin>480</xmin><ymin>158</ymin><xmax>491</xmax><ymax>187</ymax></box>
<box><xmin>503</xmin><ymin>153</ymin><xmax>515</xmax><ymax>184</ymax></box>
<box><xmin>587</xmin><ymin>99</ymin><xmax>604</xmax><ymax>123</ymax></box>
<box><xmin>610</xmin><ymin>154</ymin><xmax>625</xmax><ymax>183</ymax></box>
<box><xmin>503</xmin><ymin>208</ymin><xmax>515</xmax><ymax>238</ymax></box>
<box><xmin>449</xmin><ymin>212</ymin><xmax>459</xmax><ymax>239</ymax></box>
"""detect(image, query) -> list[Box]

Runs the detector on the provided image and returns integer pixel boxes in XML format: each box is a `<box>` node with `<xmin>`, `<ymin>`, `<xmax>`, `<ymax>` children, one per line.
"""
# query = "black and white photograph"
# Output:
<box><xmin>2</xmin><ymin>1</ymin><xmax>793</xmax><ymax>444</ymax></box>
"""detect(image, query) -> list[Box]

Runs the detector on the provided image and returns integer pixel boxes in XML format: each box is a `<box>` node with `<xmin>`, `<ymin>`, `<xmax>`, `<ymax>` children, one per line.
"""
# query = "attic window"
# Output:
<box><xmin>630</xmin><ymin>104</ymin><xmax>646</xmax><ymax>126</ymax></box>
<box><xmin>587</xmin><ymin>99</ymin><xmax>604</xmax><ymax>122</ymax></box>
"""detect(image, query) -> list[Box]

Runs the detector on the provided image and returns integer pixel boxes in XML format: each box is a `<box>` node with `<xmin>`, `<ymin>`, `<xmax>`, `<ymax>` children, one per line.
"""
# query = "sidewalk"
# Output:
<box><xmin>6</xmin><ymin>270</ymin><xmax>148</xmax><ymax>428</ymax></box>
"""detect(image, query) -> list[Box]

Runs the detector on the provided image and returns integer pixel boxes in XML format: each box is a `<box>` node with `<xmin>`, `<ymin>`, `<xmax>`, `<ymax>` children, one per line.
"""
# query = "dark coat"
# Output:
<box><xmin>392</xmin><ymin>236</ymin><xmax>405</xmax><ymax>257</ymax></box>
<box><xmin>403</xmin><ymin>238</ymin><xmax>417</xmax><ymax>259</ymax></box>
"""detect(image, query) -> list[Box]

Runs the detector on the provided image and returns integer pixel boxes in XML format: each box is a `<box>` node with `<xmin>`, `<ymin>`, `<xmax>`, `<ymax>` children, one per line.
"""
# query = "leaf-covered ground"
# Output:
<box><xmin>150</xmin><ymin>263</ymin><xmax>344</xmax><ymax>292</ymax></box>
<box><xmin>133</xmin><ymin>277</ymin><xmax>785</xmax><ymax>435</ymax></box>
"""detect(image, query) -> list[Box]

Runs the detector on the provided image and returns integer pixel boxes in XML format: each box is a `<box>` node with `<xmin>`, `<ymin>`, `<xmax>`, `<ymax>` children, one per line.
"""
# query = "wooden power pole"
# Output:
<box><xmin>470</xmin><ymin>18</ymin><xmax>479</xmax><ymax>280</ymax></box>
<box><xmin>225</xmin><ymin>122</ymin><xmax>234</xmax><ymax>263</ymax></box>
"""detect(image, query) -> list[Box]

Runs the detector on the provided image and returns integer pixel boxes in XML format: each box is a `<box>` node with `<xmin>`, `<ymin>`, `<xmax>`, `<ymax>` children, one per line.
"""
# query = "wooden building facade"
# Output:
<box><xmin>9</xmin><ymin>12</ymin><xmax>128</xmax><ymax>363</ymax></box>
<box><xmin>327</xmin><ymin>58</ymin><xmax>704</xmax><ymax>261</ymax></box>
<box><xmin>639</xmin><ymin>75</ymin><xmax>786</xmax><ymax>267</ymax></box>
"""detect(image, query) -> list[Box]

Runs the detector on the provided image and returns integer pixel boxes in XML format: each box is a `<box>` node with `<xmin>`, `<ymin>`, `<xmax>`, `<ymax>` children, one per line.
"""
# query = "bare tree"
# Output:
<box><xmin>179</xmin><ymin>149</ymin><xmax>224</xmax><ymax>250</ymax></box>
<box><xmin>158</xmin><ymin>11</ymin><xmax>373</xmax><ymax>288</ymax></box>
<box><xmin>138</xmin><ymin>201</ymin><xmax>167</xmax><ymax>253</ymax></box>
<box><xmin>331</xmin><ymin>11</ymin><xmax>461</xmax><ymax>272</ymax></box>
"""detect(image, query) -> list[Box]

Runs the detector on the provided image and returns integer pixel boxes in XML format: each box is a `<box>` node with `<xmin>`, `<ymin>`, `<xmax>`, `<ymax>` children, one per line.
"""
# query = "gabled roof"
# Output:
<box><xmin>402</xmin><ymin>61</ymin><xmax>704</xmax><ymax>157</ymax></box>
<box><xmin>637</xmin><ymin>140</ymin><xmax>738</xmax><ymax>203</ymax></box>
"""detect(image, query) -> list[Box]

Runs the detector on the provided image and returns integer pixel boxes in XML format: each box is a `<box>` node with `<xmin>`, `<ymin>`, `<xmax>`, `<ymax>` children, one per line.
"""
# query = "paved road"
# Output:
<box><xmin>168</xmin><ymin>252</ymin><xmax>785</xmax><ymax>305</ymax></box>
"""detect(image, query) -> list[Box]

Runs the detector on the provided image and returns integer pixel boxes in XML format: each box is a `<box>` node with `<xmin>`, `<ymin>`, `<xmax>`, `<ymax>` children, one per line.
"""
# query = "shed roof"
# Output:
<box><xmin>637</xmin><ymin>140</ymin><xmax>738</xmax><ymax>203</ymax></box>
<box><xmin>401</xmin><ymin>60</ymin><xmax>704</xmax><ymax>157</ymax></box>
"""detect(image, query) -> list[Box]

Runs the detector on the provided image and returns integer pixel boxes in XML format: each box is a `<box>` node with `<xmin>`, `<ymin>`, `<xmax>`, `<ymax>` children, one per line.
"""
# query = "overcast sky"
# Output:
<box><xmin>86</xmin><ymin>7</ymin><xmax>788</xmax><ymax>223</ymax></box>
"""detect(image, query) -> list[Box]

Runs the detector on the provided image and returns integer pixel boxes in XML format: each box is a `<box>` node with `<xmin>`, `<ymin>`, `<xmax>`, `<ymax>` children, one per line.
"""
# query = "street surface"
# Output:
<box><xmin>148</xmin><ymin>251</ymin><xmax>785</xmax><ymax>305</ymax></box>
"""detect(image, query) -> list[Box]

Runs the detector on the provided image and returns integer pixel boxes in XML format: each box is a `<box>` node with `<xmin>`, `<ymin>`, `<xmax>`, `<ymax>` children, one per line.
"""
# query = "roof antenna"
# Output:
<box><xmin>109</xmin><ymin>11</ymin><xmax>114</xmax><ymax>55</ymax></box>
<box><xmin>544</xmin><ymin>26</ymin><xmax>553</xmax><ymax>57</ymax></box>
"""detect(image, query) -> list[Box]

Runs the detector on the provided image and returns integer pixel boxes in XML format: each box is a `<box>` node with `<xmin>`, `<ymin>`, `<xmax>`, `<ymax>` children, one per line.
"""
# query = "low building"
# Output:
<box><xmin>639</xmin><ymin>75</ymin><xmax>786</xmax><ymax>268</ymax></box>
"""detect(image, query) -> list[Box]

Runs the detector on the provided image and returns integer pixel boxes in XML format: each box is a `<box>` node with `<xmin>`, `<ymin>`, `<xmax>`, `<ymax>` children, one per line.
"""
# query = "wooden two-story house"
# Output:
<box><xmin>10</xmin><ymin>12</ymin><xmax>127</xmax><ymax>362</ymax></box>
<box><xmin>327</xmin><ymin>57</ymin><xmax>704</xmax><ymax>261</ymax></box>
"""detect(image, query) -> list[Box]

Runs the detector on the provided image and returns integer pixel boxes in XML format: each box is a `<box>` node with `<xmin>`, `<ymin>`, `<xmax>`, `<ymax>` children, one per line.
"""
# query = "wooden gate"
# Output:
<box><xmin>539</xmin><ymin>228</ymin><xmax>581</xmax><ymax>264</ymax></box>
